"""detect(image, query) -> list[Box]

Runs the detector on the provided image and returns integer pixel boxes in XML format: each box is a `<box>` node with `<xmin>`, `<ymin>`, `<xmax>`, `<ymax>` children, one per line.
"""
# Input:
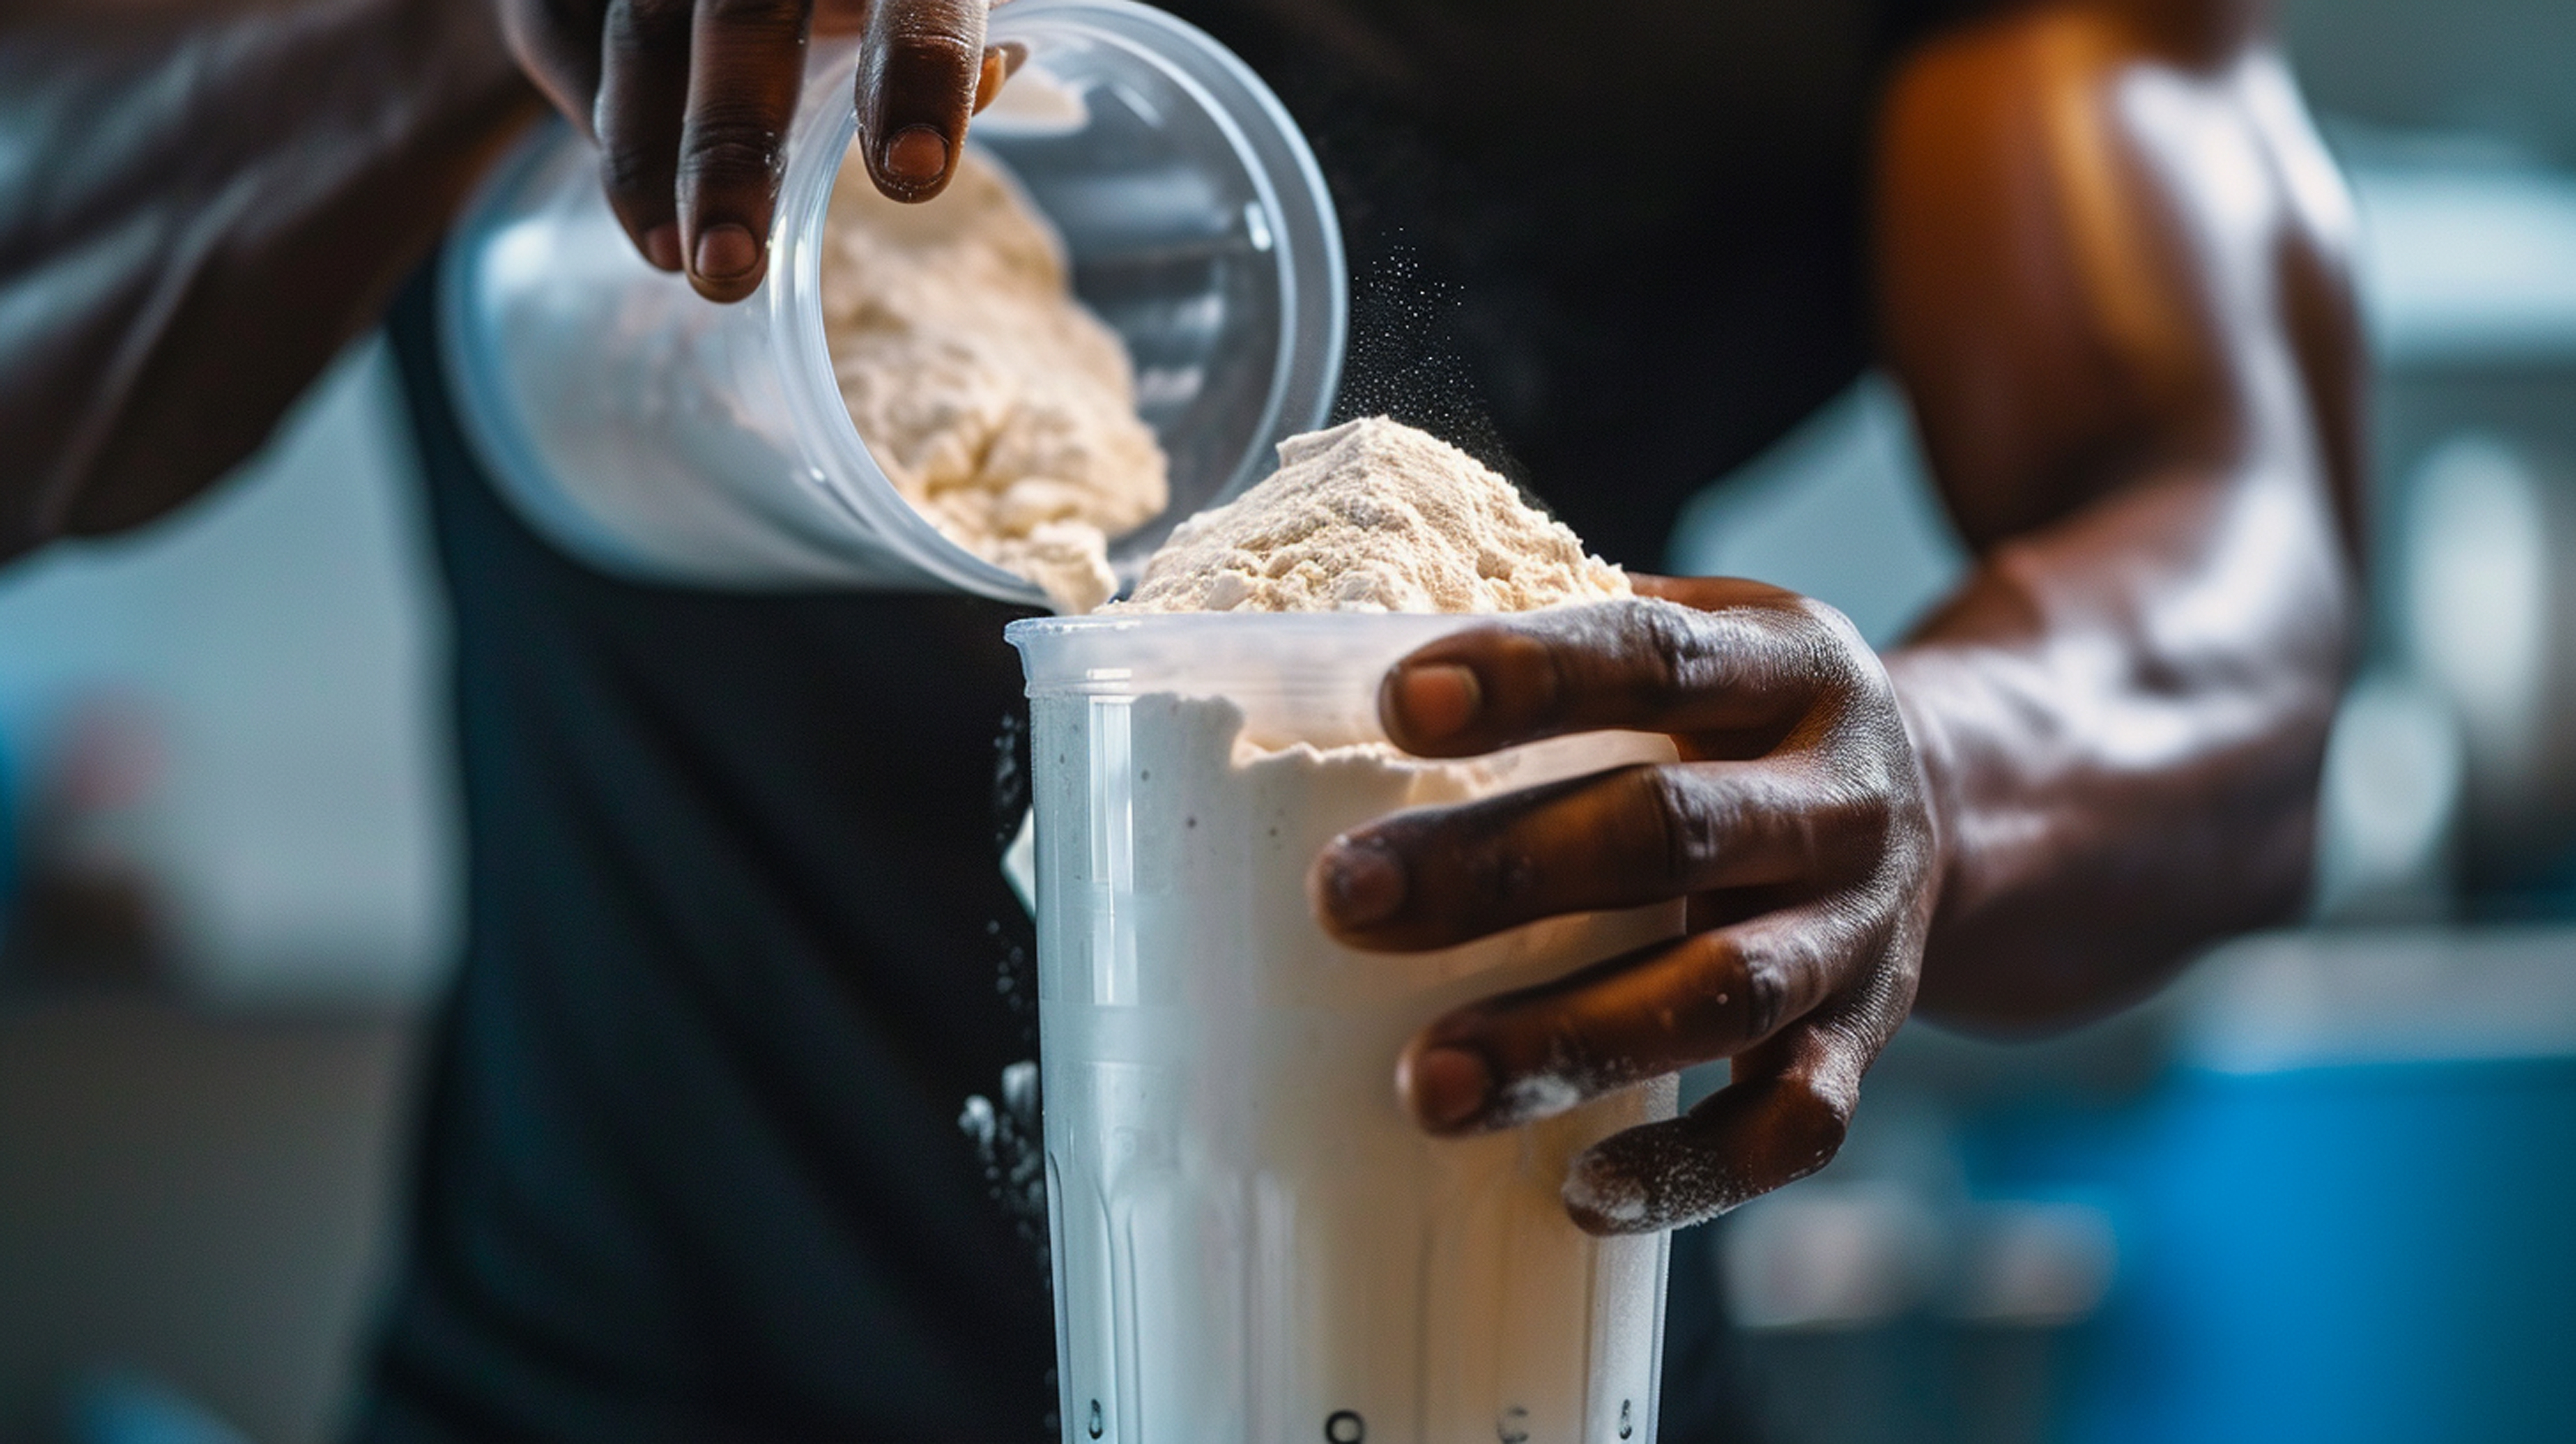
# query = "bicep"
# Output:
<box><xmin>1872</xmin><ymin>3</ymin><xmax>2363</xmax><ymax>553</ymax></box>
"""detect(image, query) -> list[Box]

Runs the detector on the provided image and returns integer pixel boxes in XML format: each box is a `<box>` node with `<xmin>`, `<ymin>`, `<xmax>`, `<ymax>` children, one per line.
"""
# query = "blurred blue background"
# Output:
<box><xmin>4</xmin><ymin>0</ymin><xmax>2575</xmax><ymax>1440</ymax></box>
<box><xmin>1671</xmin><ymin>1</ymin><xmax>2576</xmax><ymax>1437</ymax></box>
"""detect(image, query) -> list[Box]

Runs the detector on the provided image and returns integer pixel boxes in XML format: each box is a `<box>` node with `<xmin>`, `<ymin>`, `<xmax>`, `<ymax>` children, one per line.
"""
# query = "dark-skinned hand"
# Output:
<box><xmin>1309</xmin><ymin>578</ymin><xmax>1936</xmax><ymax>1234</ymax></box>
<box><xmin>499</xmin><ymin>0</ymin><xmax>1015</xmax><ymax>301</ymax></box>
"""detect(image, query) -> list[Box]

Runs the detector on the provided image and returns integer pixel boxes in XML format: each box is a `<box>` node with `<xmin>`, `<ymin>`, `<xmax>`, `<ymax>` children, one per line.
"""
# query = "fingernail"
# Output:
<box><xmin>693</xmin><ymin>223</ymin><xmax>759</xmax><ymax>281</ymax></box>
<box><xmin>1405</xmin><ymin>1046</ymin><xmax>1493</xmax><ymax>1131</ymax></box>
<box><xmin>1316</xmin><ymin>836</ymin><xmax>1405</xmax><ymax>927</ymax></box>
<box><xmin>1391</xmin><ymin>663</ymin><xmax>1481</xmax><ymax>741</ymax></box>
<box><xmin>643</xmin><ymin>223</ymin><xmax>683</xmax><ymax>273</ymax></box>
<box><xmin>882</xmin><ymin>124</ymin><xmax>950</xmax><ymax>185</ymax></box>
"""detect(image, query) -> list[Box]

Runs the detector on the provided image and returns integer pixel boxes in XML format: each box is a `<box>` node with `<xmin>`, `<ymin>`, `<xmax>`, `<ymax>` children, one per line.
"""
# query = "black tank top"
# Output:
<box><xmin>356</xmin><ymin>2</ymin><xmax>1955</xmax><ymax>1436</ymax></box>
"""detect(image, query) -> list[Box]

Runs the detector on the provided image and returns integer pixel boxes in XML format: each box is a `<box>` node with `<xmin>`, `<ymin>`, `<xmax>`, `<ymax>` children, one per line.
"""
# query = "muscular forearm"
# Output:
<box><xmin>1891</xmin><ymin>449</ymin><xmax>2354</xmax><ymax>1030</ymax></box>
<box><xmin>0</xmin><ymin>0</ymin><xmax>540</xmax><ymax>558</ymax></box>
<box><xmin>1872</xmin><ymin>3</ymin><xmax>2365</xmax><ymax>1031</ymax></box>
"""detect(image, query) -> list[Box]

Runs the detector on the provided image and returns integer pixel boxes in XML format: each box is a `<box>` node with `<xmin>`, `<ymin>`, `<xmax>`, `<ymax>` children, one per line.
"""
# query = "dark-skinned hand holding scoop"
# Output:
<box><xmin>498</xmin><ymin>0</ymin><xmax>1017</xmax><ymax>300</ymax></box>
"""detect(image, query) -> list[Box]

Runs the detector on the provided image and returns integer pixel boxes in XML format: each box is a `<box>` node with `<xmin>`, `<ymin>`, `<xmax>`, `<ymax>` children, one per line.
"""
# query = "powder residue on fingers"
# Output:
<box><xmin>1109</xmin><ymin>417</ymin><xmax>1630</xmax><ymax>614</ymax></box>
<box><xmin>821</xmin><ymin>148</ymin><xmax>1168</xmax><ymax>614</ymax></box>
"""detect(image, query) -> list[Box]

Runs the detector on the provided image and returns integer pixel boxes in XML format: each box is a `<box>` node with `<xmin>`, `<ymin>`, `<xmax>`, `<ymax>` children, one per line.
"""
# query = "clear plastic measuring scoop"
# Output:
<box><xmin>439</xmin><ymin>0</ymin><xmax>1345</xmax><ymax>599</ymax></box>
<box><xmin>1010</xmin><ymin>613</ymin><xmax>1679</xmax><ymax>1444</ymax></box>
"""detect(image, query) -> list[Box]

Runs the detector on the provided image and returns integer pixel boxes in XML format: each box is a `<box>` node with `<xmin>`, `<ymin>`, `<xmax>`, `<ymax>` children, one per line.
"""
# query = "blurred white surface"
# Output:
<box><xmin>2402</xmin><ymin>435</ymin><xmax>2550</xmax><ymax>736</ymax></box>
<box><xmin>2313</xmin><ymin>671</ymin><xmax>2462</xmax><ymax>921</ymax></box>
<box><xmin>0</xmin><ymin>342</ymin><xmax>455</xmax><ymax>1005</ymax></box>
<box><xmin>1722</xmin><ymin>1179</ymin><xmax>2120</xmax><ymax>1333</ymax></box>
<box><xmin>1724</xmin><ymin>1182</ymin><xmax>1945</xmax><ymax>1332</ymax></box>
<box><xmin>1943</xmin><ymin>1201</ymin><xmax>2120</xmax><ymax>1328</ymax></box>
<box><xmin>2185</xmin><ymin>926</ymin><xmax>2576</xmax><ymax>1073</ymax></box>
<box><xmin>2394</xmin><ymin>432</ymin><xmax>2576</xmax><ymax>868</ymax></box>
<box><xmin>2350</xmin><ymin>157</ymin><xmax>2576</xmax><ymax>366</ymax></box>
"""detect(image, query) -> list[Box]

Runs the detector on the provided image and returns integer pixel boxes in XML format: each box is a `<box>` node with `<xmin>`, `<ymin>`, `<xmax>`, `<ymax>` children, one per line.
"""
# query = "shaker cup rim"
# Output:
<box><xmin>1006</xmin><ymin>612</ymin><xmax>1495</xmax><ymax>719</ymax></box>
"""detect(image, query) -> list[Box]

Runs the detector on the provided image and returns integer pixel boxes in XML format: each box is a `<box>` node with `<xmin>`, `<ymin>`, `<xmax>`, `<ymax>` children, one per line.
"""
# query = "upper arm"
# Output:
<box><xmin>1872</xmin><ymin>0</ymin><xmax>2366</xmax><ymax>554</ymax></box>
<box><xmin>0</xmin><ymin>0</ymin><xmax>532</xmax><ymax>560</ymax></box>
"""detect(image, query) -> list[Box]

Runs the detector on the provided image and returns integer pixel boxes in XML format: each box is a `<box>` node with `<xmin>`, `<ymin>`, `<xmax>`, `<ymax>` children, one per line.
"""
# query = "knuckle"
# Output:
<box><xmin>682</xmin><ymin>110</ymin><xmax>788</xmax><ymax>181</ymax></box>
<box><xmin>1636</xmin><ymin>766</ymin><xmax>1711</xmax><ymax>892</ymax></box>
<box><xmin>1736</xmin><ymin>942</ymin><xmax>1792</xmax><ymax>1041</ymax></box>
<box><xmin>599</xmin><ymin>143</ymin><xmax>674</xmax><ymax>201</ymax></box>
<box><xmin>1788</xmin><ymin>597</ymin><xmax>1868</xmax><ymax>683</ymax></box>
<box><xmin>1623</xmin><ymin>598</ymin><xmax>1699</xmax><ymax>694</ymax></box>
<box><xmin>1823</xmin><ymin>775</ymin><xmax>1895</xmax><ymax>858</ymax></box>
<box><xmin>1790</xmin><ymin>593</ymin><xmax>1861</xmax><ymax>650</ymax></box>
<box><xmin>883</xmin><ymin>27</ymin><xmax>982</xmax><ymax>76</ymax></box>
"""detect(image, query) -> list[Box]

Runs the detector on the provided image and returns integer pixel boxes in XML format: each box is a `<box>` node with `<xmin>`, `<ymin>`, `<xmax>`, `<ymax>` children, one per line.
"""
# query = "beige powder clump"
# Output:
<box><xmin>1110</xmin><ymin>417</ymin><xmax>1630</xmax><ymax>614</ymax></box>
<box><xmin>821</xmin><ymin>148</ymin><xmax>1168</xmax><ymax>614</ymax></box>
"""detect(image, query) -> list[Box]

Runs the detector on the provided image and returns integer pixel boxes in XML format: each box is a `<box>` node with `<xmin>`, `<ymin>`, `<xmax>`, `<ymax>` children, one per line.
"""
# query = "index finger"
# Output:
<box><xmin>855</xmin><ymin>0</ymin><xmax>988</xmax><ymax>201</ymax></box>
<box><xmin>674</xmin><ymin>0</ymin><xmax>815</xmax><ymax>299</ymax></box>
<box><xmin>1379</xmin><ymin>589</ymin><xmax>1854</xmax><ymax>759</ymax></box>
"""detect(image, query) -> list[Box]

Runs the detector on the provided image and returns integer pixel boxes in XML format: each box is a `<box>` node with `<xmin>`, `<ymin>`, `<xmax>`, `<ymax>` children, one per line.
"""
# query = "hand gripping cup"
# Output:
<box><xmin>1009</xmin><ymin>613</ymin><xmax>1681</xmax><ymax>1444</ymax></box>
<box><xmin>439</xmin><ymin>0</ymin><xmax>1344</xmax><ymax>598</ymax></box>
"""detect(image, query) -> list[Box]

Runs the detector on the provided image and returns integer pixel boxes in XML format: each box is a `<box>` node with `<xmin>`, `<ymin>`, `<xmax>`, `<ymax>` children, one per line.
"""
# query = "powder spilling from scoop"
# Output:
<box><xmin>821</xmin><ymin>149</ymin><xmax>1169</xmax><ymax>614</ymax></box>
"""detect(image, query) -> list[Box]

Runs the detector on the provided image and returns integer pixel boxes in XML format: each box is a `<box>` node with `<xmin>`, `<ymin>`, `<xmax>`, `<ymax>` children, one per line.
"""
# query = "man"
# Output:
<box><xmin>0</xmin><ymin>0</ymin><xmax>2361</xmax><ymax>1435</ymax></box>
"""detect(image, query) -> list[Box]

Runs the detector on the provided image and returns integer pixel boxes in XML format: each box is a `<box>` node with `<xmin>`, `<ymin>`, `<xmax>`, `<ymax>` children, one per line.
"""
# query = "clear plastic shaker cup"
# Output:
<box><xmin>437</xmin><ymin>0</ymin><xmax>1345</xmax><ymax>598</ymax></box>
<box><xmin>1009</xmin><ymin>613</ymin><xmax>1682</xmax><ymax>1444</ymax></box>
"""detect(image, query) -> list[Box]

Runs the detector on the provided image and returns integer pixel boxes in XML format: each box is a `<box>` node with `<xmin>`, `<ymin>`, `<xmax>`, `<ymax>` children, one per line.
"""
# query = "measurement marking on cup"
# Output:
<box><xmin>1323</xmin><ymin>1409</ymin><xmax>1364</xmax><ymax>1442</ymax></box>
<box><xmin>1086</xmin><ymin>1400</ymin><xmax>1103</xmax><ymax>1439</ymax></box>
<box><xmin>1620</xmin><ymin>1399</ymin><xmax>1635</xmax><ymax>1438</ymax></box>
